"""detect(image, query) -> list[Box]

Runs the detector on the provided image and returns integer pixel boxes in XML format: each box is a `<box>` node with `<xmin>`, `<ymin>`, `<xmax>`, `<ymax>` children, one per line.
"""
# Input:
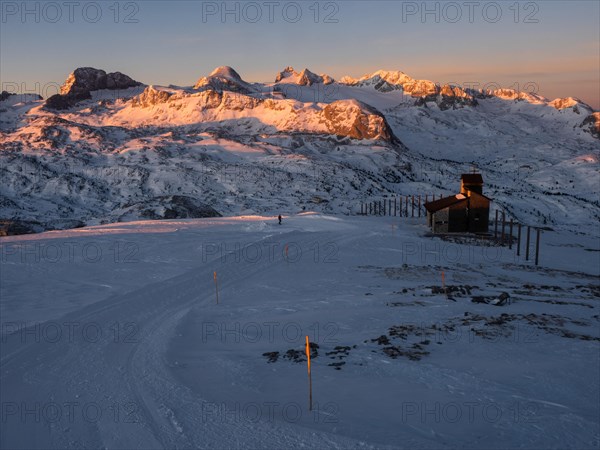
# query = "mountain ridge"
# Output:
<box><xmin>1</xmin><ymin>64</ymin><xmax>598</xmax><ymax>235</ymax></box>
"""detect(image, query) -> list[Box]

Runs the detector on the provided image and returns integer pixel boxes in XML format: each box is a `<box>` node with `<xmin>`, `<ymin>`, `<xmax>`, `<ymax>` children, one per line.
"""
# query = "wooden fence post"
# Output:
<box><xmin>501</xmin><ymin>212</ymin><xmax>506</xmax><ymax>245</ymax></box>
<box><xmin>418</xmin><ymin>195</ymin><xmax>421</xmax><ymax>218</ymax></box>
<box><xmin>411</xmin><ymin>195</ymin><xmax>415</xmax><ymax>218</ymax></box>
<box><xmin>525</xmin><ymin>226</ymin><xmax>531</xmax><ymax>261</ymax></box>
<box><xmin>509</xmin><ymin>219</ymin><xmax>513</xmax><ymax>250</ymax></box>
<box><xmin>517</xmin><ymin>223</ymin><xmax>522</xmax><ymax>256</ymax></box>
<box><xmin>494</xmin><ymin>210</ymin><xmax>499</xmax><ymax>240</ymax></box>
<box><xmin>535</xmin><ymin>228</ymin><xmax>541</xmax><ymax>266</ymax></box>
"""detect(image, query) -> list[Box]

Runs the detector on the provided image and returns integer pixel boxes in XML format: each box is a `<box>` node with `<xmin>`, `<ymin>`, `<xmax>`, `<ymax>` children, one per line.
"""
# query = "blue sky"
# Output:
<box><xmin>1</xmin><ymin>1</ymin><xmax>599</xmax><ymax>108</ymax></box>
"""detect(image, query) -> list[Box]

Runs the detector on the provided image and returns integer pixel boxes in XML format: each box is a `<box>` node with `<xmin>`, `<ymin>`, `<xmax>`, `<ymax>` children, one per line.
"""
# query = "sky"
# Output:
<box><xmin>1</xmin><ymin>1</ymin><xmax>599</xmax><ymax>109</ymax></box>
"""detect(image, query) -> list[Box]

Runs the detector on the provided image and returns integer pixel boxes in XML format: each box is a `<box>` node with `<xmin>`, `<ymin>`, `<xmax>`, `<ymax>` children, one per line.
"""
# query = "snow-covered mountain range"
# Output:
<box><xmin>0</xmin><ymin>66</ymin><xmax>598</xmax><ymax>234</ymax></box>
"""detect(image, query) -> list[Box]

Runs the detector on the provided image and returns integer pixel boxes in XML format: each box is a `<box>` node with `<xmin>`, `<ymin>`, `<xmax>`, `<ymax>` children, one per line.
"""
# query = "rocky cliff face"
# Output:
<box><xmin>131</xmin><ymin>86</ymin><xmax>175</xmax><ymax>108</ymax></box>
<box><xmin>414</xmin><ymin>84</ymin><xmax>478</xmax><ymax>110</ymax></box>
<box><xmin>60</xmin><ymin>67</ymin><xmax>141</xmax><ymax>96</ymax></box>
<box><xmin>581</xmin><ymin>112</ymin><xmax>600</xmax><ymax>138</ymax></box>
<box><xmin>46</xmin><ymin>67</ymin><xmax>142</xmax><ymax>110</ymax></box>
<box><xmin>323</xmin><ymin>100</ymin><xmax>398</xmax><ymax>141</ymax></box>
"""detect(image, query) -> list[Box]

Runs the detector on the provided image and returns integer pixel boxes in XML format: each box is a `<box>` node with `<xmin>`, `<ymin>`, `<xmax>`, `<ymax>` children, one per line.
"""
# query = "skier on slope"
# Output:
<box><xmin>278</xmin><ymin>215</ymin><xmax>282</xmax><ymax>225</ymax></box>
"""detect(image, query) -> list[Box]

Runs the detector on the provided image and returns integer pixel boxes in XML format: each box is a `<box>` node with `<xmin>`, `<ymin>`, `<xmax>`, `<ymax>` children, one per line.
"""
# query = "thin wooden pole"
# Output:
<box><xmin>517</xmin><ymin>223</ymin><xmax>522</xmax><ymax>256</ymax></box>
<box><xmin>509</xmin><ymin>219</ymin><xmax>514</xmax><ymax>250</ymax></box>
<box><xmin>494</xmin><ymin>210</ymin><xmax>499</xmax><ymax>240</ymax></box>
<box><xmin>394</xmin><ymin>198</ymin><xmax>397</xmax><ymax>216</ymax></box>
<box><xmin>305</xmin><ymin>336</ymin><xmax>312</xmax><ymax>411</ymax></box>
<box><xmin>405</xmin><ymin>196</ymin><xmax>409</xmax><ymax>216</ymax></box>
<box><xmin>525</xmin><ymin>226</ymin><xmax>531</xmax><ymax>261</ymax></box>
<box><xmin>389</xmin><ymin>199</ymin><xmax>392</xmax><ymax>216</ymax></box>
<box><xmin>501</xmin><ymin>212</ymin><xmax>506</xmax><ymax>245</ymax></box>
<box><xmin>535</xmin><ymin>228</ymin><xmax>541</xmax><ymax>266</ymax></box>
<box><xmin>214</xmin><ymin>271</ymin><xmax>219</xmax><ymax>304</ymax></box>
<box><xmin>418</xmin><ymin>195</ymin><xmax>421</xmax><ymax>218</ymax></box>
<box><xmin>411</xmin><ymin>196</ymin><xmax>415</xmax><ymax>218</ymax></box>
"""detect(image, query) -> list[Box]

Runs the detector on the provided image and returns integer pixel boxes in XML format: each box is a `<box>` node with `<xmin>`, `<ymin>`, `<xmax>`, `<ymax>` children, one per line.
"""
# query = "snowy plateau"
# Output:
<box><xmin>0</xmin><ymin>66</ymin><xmax>599</xmax><ymax>449</ymax></box>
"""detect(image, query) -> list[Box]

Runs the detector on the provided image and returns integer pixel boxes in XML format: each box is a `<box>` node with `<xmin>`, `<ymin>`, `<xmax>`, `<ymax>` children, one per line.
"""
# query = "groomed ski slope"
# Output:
<box><xmin>1</xmin><ymin>214</ymin><xmax>599</xmax><ymax>449</ymax></box>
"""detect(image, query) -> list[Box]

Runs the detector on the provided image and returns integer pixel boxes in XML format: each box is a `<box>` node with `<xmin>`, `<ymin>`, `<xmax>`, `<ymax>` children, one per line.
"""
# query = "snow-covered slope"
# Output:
<box><xmin>0</xmin><ymin>66</ymin><xmax>598</xmax><ymax>235</ymax></box>
<box><xmin>1</xmin><ymin>214</ymin><xmax>598</xmax><ymax>448</ymax></box>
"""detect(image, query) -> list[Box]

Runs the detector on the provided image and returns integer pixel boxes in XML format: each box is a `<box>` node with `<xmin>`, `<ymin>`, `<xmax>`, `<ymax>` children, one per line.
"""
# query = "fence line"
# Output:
<box><xmin>359</xmin><ymin>194</ymin><xmax>442</xmax><ymax>218</ymax></box>
<box><xmin>358</xmin><ymin>200</ymin><xmax>543</xmax><ymax>266</ymax></box>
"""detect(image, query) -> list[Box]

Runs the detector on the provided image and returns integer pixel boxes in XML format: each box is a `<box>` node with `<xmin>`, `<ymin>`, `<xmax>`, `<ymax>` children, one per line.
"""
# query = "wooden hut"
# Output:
<box><xmin>425</xmin><ymin>173</ymin><xmax>491</xmax><ymax>233</ymax></box>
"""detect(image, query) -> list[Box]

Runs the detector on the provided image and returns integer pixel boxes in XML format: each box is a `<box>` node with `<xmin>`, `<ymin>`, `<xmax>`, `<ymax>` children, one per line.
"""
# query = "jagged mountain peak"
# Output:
<box><xmin>275</xmin><ymin>66</ymin><xmax>334</xmax><ymax>85</ymax></box>
<box><xmin>549</xmin><ymin>97</ymin><xmax>593</xmax><ymax>113</ymax></box>
<box><xmin>60</xmin><ymin>67</ymin><xmax>141</xmax><ymax>96</ymax></box>
<box><xmin>340</xmin><ymin>70</ymin><xmax>414</xmax><ymax>88</ymax></box>
<box><xmin>44</xmin><ymin>67</ymin><xmax>141</xmax><ymax>110</ymax></box>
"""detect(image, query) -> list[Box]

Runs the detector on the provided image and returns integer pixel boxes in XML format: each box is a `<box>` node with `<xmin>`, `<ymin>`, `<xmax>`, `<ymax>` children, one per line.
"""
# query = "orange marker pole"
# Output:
<box><xmin>214</xmin><ymin>271</ymin><xmax>219</xmax><ymax>304</ymax></box>
<box><xmin>305</xmin><ymin>335</ymin><xmax>312</xmax><ymax>411</ymax></box>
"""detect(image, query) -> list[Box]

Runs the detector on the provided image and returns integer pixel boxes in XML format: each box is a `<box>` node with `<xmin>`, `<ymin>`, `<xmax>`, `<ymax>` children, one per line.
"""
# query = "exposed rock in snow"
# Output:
<box><xmin>0</xmin><ymin>91</ymin><xmax>15</xmax><ymax>102</ymax></box>
<box><xmin>490</xmin><ymin>88</ymin><xmax>548</xmax><ymax>105</ymax></box>
<box><xmin>581</xmin><ymin>112</ymin><xmax>600</xmax><ymax>139</ymax></box>
<box><xmin>323</xmin><ymin>99</ymin><xmax>398</xmax><ymax>141</ymax></box>
<box><xmin>550</xmin><ymin>97</ymin><xmax>593</xmax><ymax>115</ymax></box>
<box><xmin>131</xmin><ymin>86</ymin><xmax>176</xmax><ymax>108</ymax></box>
<box><xmin>415</xmin><ymin>84</ymin><xmax>478</xmax><ymax>110</ymax></box>
<box><xmin>117</xmin><ymin>195</ymin><xmax>221</xmax><ymax>221</ymax></box>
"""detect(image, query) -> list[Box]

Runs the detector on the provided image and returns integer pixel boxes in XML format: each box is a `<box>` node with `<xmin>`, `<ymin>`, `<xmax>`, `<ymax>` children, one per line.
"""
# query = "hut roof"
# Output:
<box><xmin>424</xmin><ymin>194</ymin><xmax>467</xmax><ymax>213</ymax></box>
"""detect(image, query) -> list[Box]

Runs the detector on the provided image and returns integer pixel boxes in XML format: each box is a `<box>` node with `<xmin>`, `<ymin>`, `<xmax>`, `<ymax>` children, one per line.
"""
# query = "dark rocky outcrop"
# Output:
<box><xmin>0</xmin><ymin>91</ymin><xmax>15</xmax><ymax>102</ymax></box>
<box><xmin>0</xmin><ymin>219</ymin><xmax>45</xmax><ymax>236</ymax></box>
<box><xmin>119</xmin><ymin>195</ymin><xmax>222</xmax><ymax>221</ymax></box>
<box><xmin>45</xmin><ymin>67</ymin><xmax>141</xmax><ymax>110</ymax></box>
<box><xmin>581</xmin><ymin>112</ymin><xmax>600</xmax><ymax>139</ymax></box>
<box><xmin>60</xmin><ymin>67</ymin><xmax>141</xmax><ymax>96</ymax></box>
